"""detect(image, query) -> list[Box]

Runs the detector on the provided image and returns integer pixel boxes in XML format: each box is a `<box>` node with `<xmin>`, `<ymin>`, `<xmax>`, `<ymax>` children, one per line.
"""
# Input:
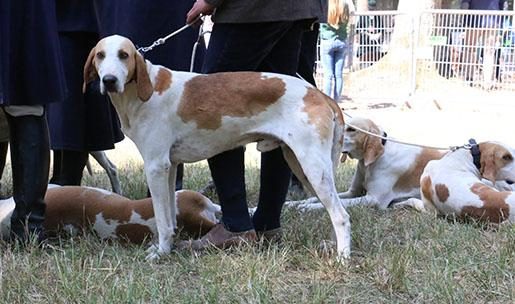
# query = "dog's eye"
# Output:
<box><xmin>502</xmin><ymin>153</ymin><xmax>513</xmax><ymax>161</ymax></box>
<box><xmin>96</xmin><ymin>51</ymin><xmax>105</xmax><ymax>60</ymax></box>
<box><xmin>346</xmin><ymin>127</ymin><xmax>356</xmax><ymax>132</ymax></box>
<box><xmin>118</xmin><ymin>51</ymin><xmax>129</xmax><ymax>60</ymax></box>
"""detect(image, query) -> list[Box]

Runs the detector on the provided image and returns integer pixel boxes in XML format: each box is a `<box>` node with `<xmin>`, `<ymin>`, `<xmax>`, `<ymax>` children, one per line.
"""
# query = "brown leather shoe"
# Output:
<box><xmin>256</xmin><ymin>227</ymin><xmax>283</xmax><ymax>244</ymax></box>
<box><xmin>178</xmin><ymin>223</ymin><xmax>257</xmax><ymax>251</ymax></box>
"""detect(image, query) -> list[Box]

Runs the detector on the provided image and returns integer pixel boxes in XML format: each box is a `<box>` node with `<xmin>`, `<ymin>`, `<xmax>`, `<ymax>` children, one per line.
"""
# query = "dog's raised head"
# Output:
<box><xmin>478</xmin><ymin>141</ymin><xmax>515</xmax><ymax>185</ymax></box>
<box><xmin>342</xmin><ymin>116</ymin><xmax>385</xmax><ymax>166</ymax></box>
<box><xmin>83</xmin><ymin>35</ymin><xmax>153</xmax><ymax>101</ymax></box>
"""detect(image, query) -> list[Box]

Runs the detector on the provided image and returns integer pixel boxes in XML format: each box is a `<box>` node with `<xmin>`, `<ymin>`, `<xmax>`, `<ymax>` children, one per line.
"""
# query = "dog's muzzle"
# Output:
<box><xmin>102</xmin><ymin>74</ymin><xmax>119</xmax><ymax>93</ymax></box>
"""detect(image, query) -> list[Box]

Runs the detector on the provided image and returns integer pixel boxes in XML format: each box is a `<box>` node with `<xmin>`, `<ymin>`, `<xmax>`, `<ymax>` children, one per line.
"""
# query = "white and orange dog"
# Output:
<box><xmin>83</xmin><ymin>35</ymin><xmax>349</xmax><ymax>260</ymax></box>
<box><xmin>0</xmin><ymin>185</ymin><xmax>220</xmax><ymax>243</ymax></box>
<box><xmin>405</xmin><ymin>141</ymin><xmax>515</xmax><ymax>224</ymax></box>
<box><xmin>291</xmin><ymin>117</ymin><xmax>444</xmax><ymax>211</ymax></box>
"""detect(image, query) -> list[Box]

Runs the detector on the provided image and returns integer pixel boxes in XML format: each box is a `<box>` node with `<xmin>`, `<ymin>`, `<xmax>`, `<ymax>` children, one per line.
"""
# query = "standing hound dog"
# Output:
<box><xmin>0</xmin><ymin>185</ymin><xmax>220</xmax><ymax>242</ymax></box>
<box><xmin>403</xmin><ymin>141</ymin><xmax>515</xmax><ymax>224</ymax></box>
<box><xmin>291</xmin><ymin>117</ymin><xmax>445</xmax><ymax>211</ymax></box>
<box><xmin>82</xmin><ymin>35</ymin><xmax>349</xmax><ymax>260</ymax></box>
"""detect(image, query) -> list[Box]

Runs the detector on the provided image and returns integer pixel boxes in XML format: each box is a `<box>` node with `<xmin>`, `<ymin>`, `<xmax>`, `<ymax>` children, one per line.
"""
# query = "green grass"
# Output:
<box><xmin>0</xmin><ymin>157</ymin><xmax>514</xmax><ymax>303</ymax></box>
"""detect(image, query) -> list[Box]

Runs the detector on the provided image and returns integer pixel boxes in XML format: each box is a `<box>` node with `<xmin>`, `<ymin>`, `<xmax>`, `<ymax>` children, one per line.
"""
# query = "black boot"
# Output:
<box><xmin>6</xmin><ymin>113</ymin><xmax>50</xmax><ymax>243</ymax></box>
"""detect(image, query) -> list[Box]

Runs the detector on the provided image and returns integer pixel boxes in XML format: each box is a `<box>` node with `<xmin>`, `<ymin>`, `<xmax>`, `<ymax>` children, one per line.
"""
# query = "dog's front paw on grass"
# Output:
<box><xmin>318</xmin><ymin>239</ymin><xmax>350</xmax><ymax>264</ymax></box>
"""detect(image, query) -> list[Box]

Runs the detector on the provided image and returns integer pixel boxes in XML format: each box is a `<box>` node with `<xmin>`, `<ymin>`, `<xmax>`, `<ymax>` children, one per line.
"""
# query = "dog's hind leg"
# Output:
<box><xmin>90</xmin><ymin>151</ymin><xmax>123</xmax><ymax>195</ymax></box>
<box><xmin>282</xmin><ymin>146</ymin><xmax>351</xmax><ymax>259</ymax></box>
<box><xmin>144</xmin><ymin>159</ymin><xmax>175</xmax><ymax>260</ymax></box>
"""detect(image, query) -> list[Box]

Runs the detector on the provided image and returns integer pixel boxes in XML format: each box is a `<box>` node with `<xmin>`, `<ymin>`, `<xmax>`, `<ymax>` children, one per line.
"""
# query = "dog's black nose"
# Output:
<box><xmin>102</xmin><ymin>75</ymin><xmax>118</xmax><ymax>91</ymax></box>
<box><xmin>506</xmin><ymin>179</ymin><xmax>514</xmax><ymax>185</ymax></box>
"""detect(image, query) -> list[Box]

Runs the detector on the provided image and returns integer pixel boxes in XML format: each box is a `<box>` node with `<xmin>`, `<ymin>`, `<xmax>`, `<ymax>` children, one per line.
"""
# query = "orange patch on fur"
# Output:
<box><xmin>115</xmin><ymin>223</ymin><xmax>153</xmax><ymax>244</ymax></box>
<box><xmin>176</xmin><ymin>191</ymin><xmax>217</xmax><ymax>236</ymax></box>
<box><xmin>435</xmin><ymin>184</ymin><xmax>450</xmax><ymax>203</ymax></box>
<box><xmin>302</xmin><ymin>87</ymin><xmax>343</xmax><ymax>140</ymax></box>
<box><xmin>394</xmin><ymin>149</ymin><xmax>443</xmax><ymax>192</ymax></box>
<box><xmin>178</xmin><ymin>72</ymin><xmax>285</xmax><ymax>130</ymax></box>
<box><xmin>420</xmin><ymin>176</ymin><xmax>433</xmax><ymax>203</ymax></box>
<box><xmin>463</xmin><ymin>183</ymin><xmax>511</xmax><ymax>223</ymax></box>
<box><xmin>154</xmin><ymin>68</ymin><xmax>172</xmax><ymax>95</ymax></box>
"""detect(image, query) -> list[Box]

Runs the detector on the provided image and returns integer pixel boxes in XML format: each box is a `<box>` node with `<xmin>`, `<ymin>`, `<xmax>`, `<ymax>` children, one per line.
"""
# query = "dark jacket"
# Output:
<box><xmin>47</xmin><ymin>0</ymin><xmax>123</xmax><ymax>151</ymax></box>
<box><xmin>0</xmin><ymin>0</ymin><xmax>67</xmax><ymax>106</ymax></box>
<box><xmin>206</xmin><ymin>0</ymin><xmax>327</xmax><ymax>24</ymax></box>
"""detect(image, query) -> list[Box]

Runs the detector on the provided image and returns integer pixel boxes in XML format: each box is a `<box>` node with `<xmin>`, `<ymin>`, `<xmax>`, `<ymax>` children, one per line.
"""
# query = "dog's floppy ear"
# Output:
<box><xmin>480</xmin><ymin>144</ymin><xmax>497</xmax><ymax>183</ymax></box>
<box><xmin>83</xmin><ymin>46</ymin><xmax>98</xmax><ymax>93</ymax></box>
<box><xmin>363</xmin><ymin>134</ymin><xmax>384</xmax><ymax>167</ymax></box>
<box><xmin>135</xmin><ymin>52</ymin><xmax>153</xmax><ymax>102</ymax></box>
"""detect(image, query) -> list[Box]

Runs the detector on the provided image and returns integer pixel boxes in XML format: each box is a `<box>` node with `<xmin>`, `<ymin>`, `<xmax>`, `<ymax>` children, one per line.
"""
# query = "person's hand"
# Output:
<box><xmin>187</xmin><ymin>0</ymin><xmax>215</xmax><ymax>25</ymax></box>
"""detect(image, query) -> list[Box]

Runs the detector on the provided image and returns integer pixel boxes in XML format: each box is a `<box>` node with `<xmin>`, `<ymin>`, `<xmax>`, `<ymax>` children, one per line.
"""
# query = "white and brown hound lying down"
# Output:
<box><xmin>289</xmin><ymin>117</ymin><xmax>444</xmax><ymax>211</ymax></box>
<box><xmin>0</xmin><ymin>185</ymin><xmax>220</xmax><ymax>243</ymax></box>
<box><xmin>400</xmin><ymin>141</ymin><xmax>515</xmax><ymax>224</ymax></box>
<box><xmin>83</xmin><ymin>35</ymin><xmax>349</xmax><ymax>260</ymax></box>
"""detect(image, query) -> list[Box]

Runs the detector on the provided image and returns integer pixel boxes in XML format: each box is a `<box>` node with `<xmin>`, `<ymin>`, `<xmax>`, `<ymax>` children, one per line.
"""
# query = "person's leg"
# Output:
<box><xmin>320</xmin><ymin>40</ymin><xmax>335</xmax><ymax>98</ymax></box>
<box><xmin>4</xmin><ymin>106</ymin><xmax>49</xmax><ymax>242</ymax></box>
<box><xmin>333</xmin><ymin>42</ymin><xmax>346</xmax><ymax>101</ymax></box>
<box><xmin>56</xmin><ymin>150</ymin><xmax>89</xmax><ymax>186</ymax></box>
<box><xmin>175</xmin><ymin>163</ymin><xmax>184</xmax><ymax>191</ymax></box>
<box><xmin>252</xmin><ymin>20</ymin><xmax>306</xmax><ymax>233</ymax></box>
<box><xmin>202</xmin><ymin>22</ymin><xmax>299</xmax><ymax>233</ymax></box>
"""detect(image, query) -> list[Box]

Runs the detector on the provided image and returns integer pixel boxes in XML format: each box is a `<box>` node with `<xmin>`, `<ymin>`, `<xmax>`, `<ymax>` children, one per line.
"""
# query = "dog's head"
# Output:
<box><xmin>478</xmin><ymin>141</ymin><xmax>515</xmax><ymax>184</ymax></box>
<box><xmin>342</xmin><ymin>117</ymin><xmax>385</xmax><ymax>166</ymax></box>
<box><xmin>83</xmin><ymin>35</ymin><xmax>153</xmax><ymax>101</ymax></box>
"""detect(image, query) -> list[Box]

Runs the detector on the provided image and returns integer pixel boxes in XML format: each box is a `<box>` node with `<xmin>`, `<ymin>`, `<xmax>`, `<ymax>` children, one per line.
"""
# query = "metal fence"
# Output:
<box><xmin>316</xmin><ymin>9</ymin><xmax>515</xmax><ymax>101</ymax></box>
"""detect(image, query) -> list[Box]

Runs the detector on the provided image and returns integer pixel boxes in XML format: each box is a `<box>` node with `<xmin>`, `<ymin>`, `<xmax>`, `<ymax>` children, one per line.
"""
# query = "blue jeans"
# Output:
<box><xmin>202</xmin><ymin>21</ymin><xmax>309</xmax><ymax>232</ymax></box>
<box><xmin>320</xmin><ymin>38</ymin><xmax>347</xmax><ymax>100</ymax></box>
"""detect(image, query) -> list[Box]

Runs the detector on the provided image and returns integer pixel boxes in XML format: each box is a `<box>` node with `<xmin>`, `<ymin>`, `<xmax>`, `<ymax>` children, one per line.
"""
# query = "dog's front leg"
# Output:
<box><xmin>145</xmin><ymin>160</ymin><xmax>175</xmax><ymax>261</ymax></box>
<box><xmin>168</xmin><ymin>162</ymin><xmax>178</xmax><ymax>231</ymax></box>
<box><xmin>339</xmin><ymin>163</ymin><xmax>365</xmax><ymax>199</ymax></box>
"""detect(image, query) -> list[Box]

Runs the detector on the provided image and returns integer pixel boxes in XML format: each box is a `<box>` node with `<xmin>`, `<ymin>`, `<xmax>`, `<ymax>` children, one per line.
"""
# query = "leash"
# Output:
<box><xmin>137</xmin><ymin>15</ymin><xmax>202</xmax><ymax>54</ymax></box>
<box><xmin>341</xmin><ymin>111</ymin><xmax>464</xmax><ymax>151</ymax></box>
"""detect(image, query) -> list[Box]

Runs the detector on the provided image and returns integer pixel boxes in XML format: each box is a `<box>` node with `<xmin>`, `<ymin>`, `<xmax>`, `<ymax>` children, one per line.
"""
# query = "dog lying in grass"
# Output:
<box><xmin>288</xmin><ymin>116</ymin><xmax>444</xmax><ymax>211</ymax></box>
<box><xmin>0</xmin><ymin>185</ymin><xmax>220</xmax><ymax>243</ymax></box>
<box><xmin>399</xmin><ymin>141</ymin><xmax>515</xmax><ymax>224</ymax></box>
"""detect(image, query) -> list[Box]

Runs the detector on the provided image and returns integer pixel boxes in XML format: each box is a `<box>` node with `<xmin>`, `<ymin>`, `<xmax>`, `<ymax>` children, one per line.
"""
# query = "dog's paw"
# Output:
<box><xmin>318</xmin><ymin>240</ymin><xmax>350</xmax><ymax>263</ymax></box>
<box><xmin>144</xmin><ymin>243</ymin><xmax>170</xmax><ymax>261</ymax></box>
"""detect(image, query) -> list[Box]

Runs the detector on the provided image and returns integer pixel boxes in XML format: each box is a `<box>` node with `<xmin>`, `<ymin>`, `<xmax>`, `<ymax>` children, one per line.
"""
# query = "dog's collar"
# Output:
<box><xmin>381</xmin><ymin>131</ymin><xmax>387</xmax><ymax>146</ymax></box>
<box><xmin>468</xmin><ymin>138</ymin><xmax>481</xmax><ymax>170</ymax></box>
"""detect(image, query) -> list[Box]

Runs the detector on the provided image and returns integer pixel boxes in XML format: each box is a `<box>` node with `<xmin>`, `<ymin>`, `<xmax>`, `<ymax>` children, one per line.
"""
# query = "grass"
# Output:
<box><xmin>0</xmin><ymin>145</ymin><xmax>514</xmax><ymax>303</ymax></box>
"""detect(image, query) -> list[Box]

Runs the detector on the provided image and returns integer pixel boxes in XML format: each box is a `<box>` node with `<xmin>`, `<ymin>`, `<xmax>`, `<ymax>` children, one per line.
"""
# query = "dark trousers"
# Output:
<box><xmin>202</xmin><ymin>21</ymin><xmax>309</xmax><ymax>232</ymax></box>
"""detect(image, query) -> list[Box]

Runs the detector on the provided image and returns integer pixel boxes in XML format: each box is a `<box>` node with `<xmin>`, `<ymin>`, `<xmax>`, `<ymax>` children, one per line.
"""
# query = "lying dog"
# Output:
<box><xmin>83</xmin><ymin>35</ymin><xmax>349</xmax><ymax>260</ymax></box>
<box><xmin>403</xmin><ymin>141</ymin><xmax>515</xmax><ymax>224</ymax></box>
<box><xmin>0</xmin><ymin>185</ymin><xmax>220</xmax><ymax>243</ymax></box>
<box><xmin>290</xmin><ymin>116</ymin><xmax>444</xmax><ymax>211</ymax></box>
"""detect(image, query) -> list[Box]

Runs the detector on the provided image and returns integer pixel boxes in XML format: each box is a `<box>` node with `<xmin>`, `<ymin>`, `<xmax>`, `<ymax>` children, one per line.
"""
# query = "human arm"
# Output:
<box><xmin>186</xmin><ymin>0</ymin><xmax>219</xmax><ymax>24</ymax></box>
